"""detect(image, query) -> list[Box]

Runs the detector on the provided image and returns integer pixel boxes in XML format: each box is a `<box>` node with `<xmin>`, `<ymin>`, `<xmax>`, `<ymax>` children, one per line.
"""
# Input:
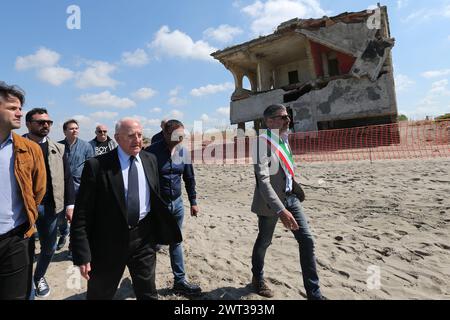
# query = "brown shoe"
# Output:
<box><xmin>252</xmin><ymin>277</ymin><xmax>274</xmax><ymax>298</ymax></box>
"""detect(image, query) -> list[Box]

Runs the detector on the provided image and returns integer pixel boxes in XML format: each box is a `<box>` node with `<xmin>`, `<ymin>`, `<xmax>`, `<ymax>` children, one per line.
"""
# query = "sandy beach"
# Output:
<box><xmin>36</xmin><ymin>158</ymin><xmax>450</xmax><ymax>300</ymax></box>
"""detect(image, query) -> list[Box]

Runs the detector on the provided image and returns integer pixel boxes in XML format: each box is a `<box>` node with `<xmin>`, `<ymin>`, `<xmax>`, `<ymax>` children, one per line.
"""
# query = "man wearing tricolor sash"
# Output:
<box><xmin>250</xmin><ymin>104</ymin><xmax>326</xmax><ymax>300</ymax></box>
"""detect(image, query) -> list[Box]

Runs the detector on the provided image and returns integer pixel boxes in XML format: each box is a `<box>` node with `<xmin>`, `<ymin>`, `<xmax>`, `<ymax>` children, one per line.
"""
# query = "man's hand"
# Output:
<box><xmin>190</xmin><ymin>205</ymin><xmax>199</xmax><ymax>217</ymax></box>
<box><xmin>79</xmin><ymin>263</ymin><xmax>91</xmax><ymax>280</ymax></box>
<box><xmin>279</xmin><ymin>209</ymin><xmax>299</xmax><ymax>231</ymax></box>
<box><xmin>66</xmin><ymin>208</ymin><xmax>74</xmax><ymax>223</ymax></box>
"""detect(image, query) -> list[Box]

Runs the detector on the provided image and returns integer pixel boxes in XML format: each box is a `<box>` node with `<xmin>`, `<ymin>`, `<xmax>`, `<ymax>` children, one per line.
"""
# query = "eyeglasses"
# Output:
<box><xmin>97</xmin><ymin>130</ymin><xmax>107</xmax><ymax>134</ymax></box>
<box><xmin>30</xmin><ymin>120</ymin><xmax>54</xmax><ymax>126</ymax></box>
<box><xmin>270</xmin><ymin>115</ymin><xmax>290</xmax><ymax>121</ymax></box>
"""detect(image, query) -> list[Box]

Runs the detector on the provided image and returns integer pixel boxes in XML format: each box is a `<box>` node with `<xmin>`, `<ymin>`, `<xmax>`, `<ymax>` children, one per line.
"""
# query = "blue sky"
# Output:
<box><xmin>1</xmin><ymin>0</ymin><xmax>449</xmax><ymax>140</ymax></box>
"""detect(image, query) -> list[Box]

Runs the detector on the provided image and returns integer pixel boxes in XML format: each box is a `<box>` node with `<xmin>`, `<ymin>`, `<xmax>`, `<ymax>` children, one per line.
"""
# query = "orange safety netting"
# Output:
<box><xmin>189</xmin><ymin>120</ymin><xmax>450</xmax><ymax>163</ymax></box>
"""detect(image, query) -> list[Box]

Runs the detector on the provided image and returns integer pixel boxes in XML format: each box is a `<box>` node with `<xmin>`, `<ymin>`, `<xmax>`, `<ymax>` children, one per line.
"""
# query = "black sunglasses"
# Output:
<box><xmin>270</xmin><ymin>115</ymin><xmax>290</xmax><ymax>121</ymax></box>
<box><xmin>97</xmin><ymin>130</ymin><xmax>107</xmax><ymax>134</ymax></box>
<box><xmin>31</xmin><ymin>120</ymin><xmax>54</xmax><ymax>126</ymax></box>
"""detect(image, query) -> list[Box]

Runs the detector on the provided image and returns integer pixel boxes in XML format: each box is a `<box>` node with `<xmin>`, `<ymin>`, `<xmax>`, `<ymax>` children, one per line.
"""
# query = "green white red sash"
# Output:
<box><xmin>260</xmin><ymin>129</ymin><xmax>295</xmax><ymax>177</ymax></box>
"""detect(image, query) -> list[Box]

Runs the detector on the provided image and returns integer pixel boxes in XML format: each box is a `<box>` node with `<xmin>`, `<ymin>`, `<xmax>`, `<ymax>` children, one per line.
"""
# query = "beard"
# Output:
<box><xmin>33</xmin><ymin>129</ymin><xmax>49</xmax><ymax>138</ymax></box>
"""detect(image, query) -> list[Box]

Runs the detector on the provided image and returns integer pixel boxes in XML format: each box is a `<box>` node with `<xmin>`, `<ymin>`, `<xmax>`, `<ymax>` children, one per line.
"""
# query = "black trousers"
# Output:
<box><xmin>0</xmin><ymin>225</ymin><xmax>34</xmax><ymax>300</ymax></box>
<box><xmin>86</xmin><ymin>225</ymin><xmax>157</xmax><ymax>300</ymax></box>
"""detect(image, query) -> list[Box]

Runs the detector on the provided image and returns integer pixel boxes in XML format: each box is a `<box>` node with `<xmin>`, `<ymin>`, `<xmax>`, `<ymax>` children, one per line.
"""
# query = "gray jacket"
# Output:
<box><xmin>251</xmin><ymin>136</ymin><xmax>304</xmax><ymax>217</ymax></box>
<box><xmin>47</xmin><ymin>139</ymin><xmax>68</xmax><ymax>213</ymax></box>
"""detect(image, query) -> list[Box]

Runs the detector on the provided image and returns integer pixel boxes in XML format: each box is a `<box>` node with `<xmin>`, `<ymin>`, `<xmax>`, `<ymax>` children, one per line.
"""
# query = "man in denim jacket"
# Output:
<box><xmin>57</xmin><ymin>119</ymin><xmax>94</xmax><ymax>257</ymax></box>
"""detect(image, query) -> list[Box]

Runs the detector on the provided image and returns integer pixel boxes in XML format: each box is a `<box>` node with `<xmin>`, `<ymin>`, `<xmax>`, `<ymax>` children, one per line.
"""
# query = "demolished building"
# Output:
<box><xmin>211</xmin><ymin>5</ymin><xmax>398</xmax><ymax>133</ymax></box>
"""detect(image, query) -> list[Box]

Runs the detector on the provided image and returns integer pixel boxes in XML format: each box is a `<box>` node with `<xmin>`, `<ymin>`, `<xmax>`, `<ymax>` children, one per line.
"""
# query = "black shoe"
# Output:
<box><xmin>56</xmin><ymin>236</ymin><xmax>66</xmax><ymax>251</ymax></box>
<box><xmin>173</xmin><ymin>280</ymin><xmax>202</xmax><ymax>296</ymax></box>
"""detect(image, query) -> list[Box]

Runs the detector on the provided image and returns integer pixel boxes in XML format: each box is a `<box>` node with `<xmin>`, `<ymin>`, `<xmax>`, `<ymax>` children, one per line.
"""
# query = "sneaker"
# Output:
<box><xmin>67</xmin><ymin>250</ymin><xmax>72</xmax><ymax>261</ymax></box>
<box><xmin>35</xmin><ymin>277</ymin><xmax>51</xmax><ymax>298</ymax></box>
<box><xmin>173</xmin><ymin>280</ymin><xmax>202</xmax><ymax>296</ymax></box>
<box><xmin>252</xmin><ymin>277</ymin><xmax>274</xmax><ymax>298</ymax></box>
<box><xmin>56</xmin><ymin>236</ymin><xmax>66</xmax><ymax>251</ymax></box>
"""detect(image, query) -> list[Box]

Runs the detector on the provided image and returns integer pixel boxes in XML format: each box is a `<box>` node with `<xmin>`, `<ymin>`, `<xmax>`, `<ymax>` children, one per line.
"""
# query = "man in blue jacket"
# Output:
<box><xmin>145</xmin><ymin>119</ymin><xmax>201</xmax><ymax>296</ymax></box>
<box><xmin>57</xmin><ymin>119</ymin><xmax>94</xmax><ymax>258</ymax></box>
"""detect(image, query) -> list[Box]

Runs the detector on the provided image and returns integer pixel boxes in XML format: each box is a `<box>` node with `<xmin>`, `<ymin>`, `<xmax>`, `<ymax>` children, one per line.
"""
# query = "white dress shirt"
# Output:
<box><xmin>117</xmin><ymin>146</ymin><xmax>151</xmax><ymax>222</ymax></box>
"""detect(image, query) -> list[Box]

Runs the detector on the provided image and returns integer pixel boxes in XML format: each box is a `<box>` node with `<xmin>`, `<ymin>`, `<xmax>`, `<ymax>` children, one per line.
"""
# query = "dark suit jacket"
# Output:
<box><xmin>70</xmin><ymin>149</ymin><xmax>182</xmax><ymax>268</ymax></box>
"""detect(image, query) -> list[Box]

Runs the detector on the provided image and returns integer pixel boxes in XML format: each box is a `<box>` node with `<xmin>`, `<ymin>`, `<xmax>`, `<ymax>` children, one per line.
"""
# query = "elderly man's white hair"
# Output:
<box><xmin>115</xmin><ymin>117</ymin><xmax>142</xmax><ymax>134</ymax></box>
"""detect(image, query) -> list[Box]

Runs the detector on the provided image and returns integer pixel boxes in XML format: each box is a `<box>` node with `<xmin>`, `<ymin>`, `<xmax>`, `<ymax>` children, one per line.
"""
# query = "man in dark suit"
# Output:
<box><xmin>70</xmin><ymin>118</ymin><xmax>182</xmax><ymax>300</ymax></box>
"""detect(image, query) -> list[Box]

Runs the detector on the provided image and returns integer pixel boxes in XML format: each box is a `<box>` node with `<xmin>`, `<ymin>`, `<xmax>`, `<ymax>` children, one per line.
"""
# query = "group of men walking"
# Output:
<box><xmin>0</xmin><ymin>81</ymin><xmax>325</xmax><ymax>300</ymax></box>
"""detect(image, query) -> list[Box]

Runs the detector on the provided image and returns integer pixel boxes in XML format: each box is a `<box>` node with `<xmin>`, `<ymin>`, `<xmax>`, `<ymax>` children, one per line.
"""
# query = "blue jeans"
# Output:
<box><xmin>251</xmin><ymin>195</ymin><xmax>322</xmax><ymax>299</ymax></box>
<box><xmin>168</xmin><ymin>197</ymin><xmax>186</xmax><ymax>284</ymax></box>
<box><xmin>34</xmin><ymin>205</ymin><xmax>59</xmax><ymax>282</ymax></box>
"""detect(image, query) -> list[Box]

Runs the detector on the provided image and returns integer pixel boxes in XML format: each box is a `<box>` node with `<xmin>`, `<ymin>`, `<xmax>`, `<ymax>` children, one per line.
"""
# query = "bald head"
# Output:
<box><xmin>95</xmin><ymin>124</ymin><xmax>109</xmax><ymax>142</ymax></box>
<box><xmin>114</xmin><ymin>118</ymin><xmax>143</xmax><ymax>156</ymax></box>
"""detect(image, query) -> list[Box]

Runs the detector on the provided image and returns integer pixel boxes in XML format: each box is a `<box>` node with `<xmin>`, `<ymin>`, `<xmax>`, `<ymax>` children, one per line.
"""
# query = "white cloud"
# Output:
<box><xmin>191</xmin><ymin>82</ymin><xmax>234</xmax><ymax>97</ymax></box>
<box><xmin>151</xmin><ymin>107</ymin><xmax>162</xmax><ymax>113</ymax></box>
<box><xmin>430</xmin><ymin>79</ymin><xmax>450</xmax><ymax>96</ymax></box>
<box><xmin>169</xmin><ymin>86</ymin><xmax>182</xmax><ymax>97</ymax></box>
<box><xmin>203</xmin><ymin>25</ymin><xmax>243</xmax><ymax>43</ymax></box>
<box><xmin>397</xmin><ymin>0</ymin><xmax>409</xmax><ymax>9</ymax></box>
<box><xmin>422</xmin><ymin>69</ymin><xmax>450</xmax><ymax>79</ymax></box>
<box><xmin>168</xmin><ymin>96</ymin><xmax>187</xmax><ymax>106</ymax></box>
<box><xmin>122</xmin><ymin>49</ymin><xmax>150</xmax><ymax>67</ymax></box>
<box><xmin>241</xmin><ymin>0</ymin><xmax>327</xmax><ymax>35</ymax></box>
<box><xmin>408</xmin><ymin>78</ymin><xmax>450</xmax><ymax>119</ymax></box>
<box><xmin>37</xmin><ymin>67</ymin><xmax>74</xmax><ymax>86</ymax></box>
<box><xmin>216</xmin><ymin>107</ymin><xmax>230</xmax><ymax>116</ymax></box>
<box><xmin>200</xmin><ymin>113</ymin><xmax>219</xmax><ymax>124</ymax></box>
<box><xmin>15</xmin><ymin>47</ymin><xmax>60</xmax><ymax>71</ymax></box>
<box><xmin>90</xmin><ymin>111</ymin><xmax>119</xmax><ymax>119</ymax></box>
<box><xmin>200</xmin><ymin>114</ymin><xmax>210</xmax><ymax>122</ymax></box>
<box><xmin>76</xmin><ymin>61</ymin><xmax>119</xmax><ymax>89</ymax></box>
<box><xmin>168</xmin><ymin>86</ymin><xmax>187</xmax><ymax>106</ymax></box>
<box><xmin>150</xmin><ymin>26</ymin><xmax>217</xmax><ymax>61</ymax></box>
<box><xmin>169</xmin><ymin>109</ymin><xmax>184</xmax><ymax>119</ymax></box>
<box><xmin>132</xmin><ymin>87</ymin><xmax>157</xmax><ymax>100</ymax></box>
<box><xmin>394</xmin><ymin>74</ymin><xmax>415</xmax><ymax>92</ymax></box>
<box><xmin>79</xmin><ymin>91</ymin><xmax>136</xmax><ymax>109</ymax></box>
<box><xmin>403</xmin><ymin>5</ymin><xmax>450</xmax><ymax>23</ymax></box>
<box><xmin>132</xmin><ymin>115</ymin><xmax>161</xmax><ymax>127</ymax></box>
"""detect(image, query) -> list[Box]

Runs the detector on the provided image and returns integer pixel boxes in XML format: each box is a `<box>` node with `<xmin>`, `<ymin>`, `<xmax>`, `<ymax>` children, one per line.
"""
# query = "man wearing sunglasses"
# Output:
<box><xmin>24</xmin><ymin>108</ymin><xmax>76</xmax><ymax>298</ymax></box>
<box><xmin>250</xmin><ymin>104</ymin><xmax>326</xmax><ymax>300</ymax></box>
<box><xmin>145</xmin><ymin>120</ymin><xmax>201</xmax><ymax>296</ymax></box>
<box><xmin>89</xmin><ymin>125</ymin><xmax>118</xmax><ymax>156</ymax></box>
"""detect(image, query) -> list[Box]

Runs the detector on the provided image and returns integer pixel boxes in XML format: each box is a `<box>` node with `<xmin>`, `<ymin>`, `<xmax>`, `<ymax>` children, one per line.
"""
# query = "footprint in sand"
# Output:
<box><xmin>435</xmin><ymin>243</ymin><xmax>450</xmax><ymax>250</ymax></box>
<box><xmin>337</xmin><ymin>270</ymin><xmax>350</xmax><ymax>279</ymax></box>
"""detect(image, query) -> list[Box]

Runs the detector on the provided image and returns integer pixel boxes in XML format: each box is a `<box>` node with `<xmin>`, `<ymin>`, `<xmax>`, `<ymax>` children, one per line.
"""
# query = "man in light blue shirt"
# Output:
<box><xmin>0</xmin><ymin>81</ymin><xmax>46</xmax><ymax>300</ymax></box>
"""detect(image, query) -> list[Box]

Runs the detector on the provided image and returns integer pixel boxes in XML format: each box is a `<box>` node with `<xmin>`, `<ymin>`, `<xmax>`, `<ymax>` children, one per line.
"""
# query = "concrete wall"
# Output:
<box><xmin>230</xmin><ymin>89</ymin><xmax>285</xmax><ymax>124</ymax></box>
<box><xmin>275</xmin><ymin>59</ymin><xmax>314</xmax><ymax>87</ymax></box>
<box><xmin>291</xmin><ymin>73</ymin><xmax>396</xmax><ymax>132</ymax></box>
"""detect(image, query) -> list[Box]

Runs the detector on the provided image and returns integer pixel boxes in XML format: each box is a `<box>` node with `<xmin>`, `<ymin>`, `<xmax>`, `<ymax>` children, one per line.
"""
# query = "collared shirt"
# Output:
<box><xmin>145</xmin><ymin>139</ymin><xmax>197</xmax><ymax>206</ymax></box>
<box><xmin>117</xmin><ymin>146</ymin><xmax>151</xmax><ymax>221</ymax></box>
<box><xmin>0</xmin><ymin>134</ymin><xmax>27</xmax><ymax>235</ymax></box>
<box><xmin>280</xmin><ymin>132</ymin><xmax>293</xmax><ymax>193</ymax></box>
